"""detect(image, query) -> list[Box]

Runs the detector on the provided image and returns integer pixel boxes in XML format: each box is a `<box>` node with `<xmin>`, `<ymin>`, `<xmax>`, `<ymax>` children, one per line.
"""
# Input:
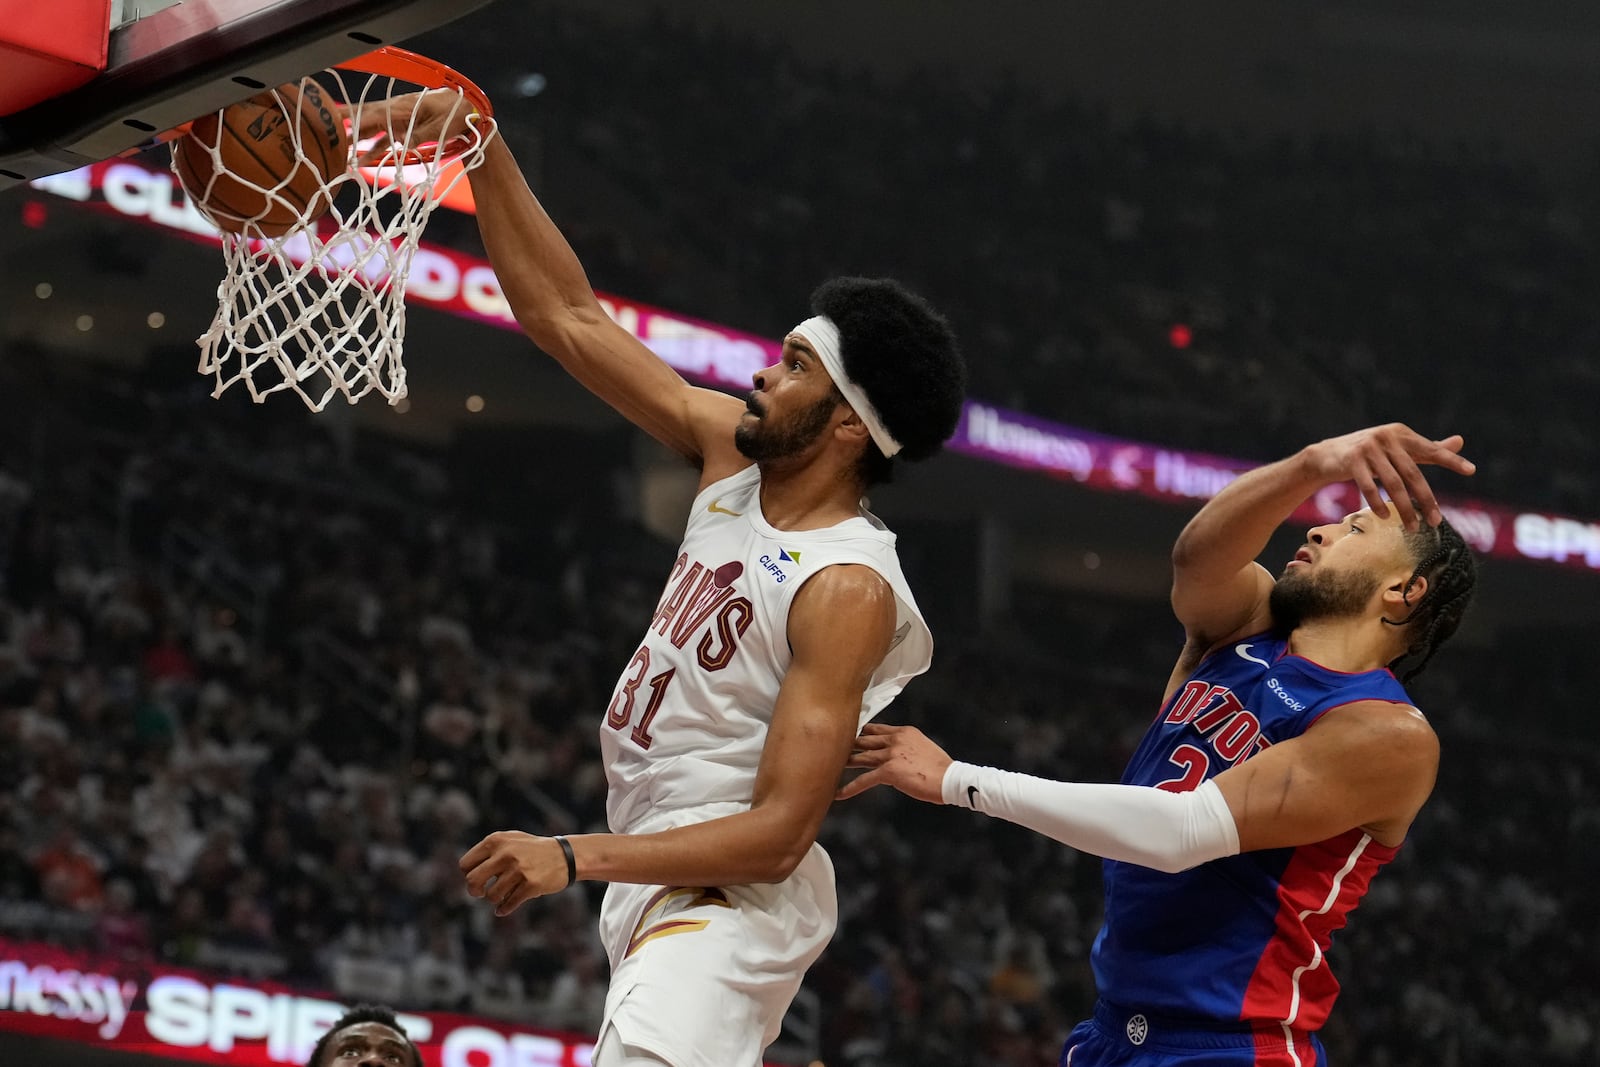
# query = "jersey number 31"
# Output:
<box><xmin>606</xmin><ymin>647</ymin><xmax>677</xmax><ymax>749</ymax></box>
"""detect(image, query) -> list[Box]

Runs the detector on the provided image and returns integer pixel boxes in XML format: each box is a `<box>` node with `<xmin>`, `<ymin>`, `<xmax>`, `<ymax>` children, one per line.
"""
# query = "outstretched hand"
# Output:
<box><xmin>836</xmin><ymin>723</ymin><xmax>953</xmax><ymax>804</ymax></box>
<box><xmin>349</xmin><ymin>89</ymin><xmax>481</xmax><ymax>164</ymax></box>
<box><xmin>1308</xmin><ymin>424</ymin><xmax>1476</xmax><ymax>531</ymax></box>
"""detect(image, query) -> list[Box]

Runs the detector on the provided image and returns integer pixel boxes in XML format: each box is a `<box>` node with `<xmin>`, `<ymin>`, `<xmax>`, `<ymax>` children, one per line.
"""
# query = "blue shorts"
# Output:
<box><xmin>1060</xmin><ymin>1001</ymin><xmax>1326</xmax><ymax>1067</ymax></box>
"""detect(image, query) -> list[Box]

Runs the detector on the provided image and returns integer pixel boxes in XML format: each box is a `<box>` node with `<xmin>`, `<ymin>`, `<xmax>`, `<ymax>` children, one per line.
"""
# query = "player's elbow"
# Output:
<box><xmin>747</xmin><ymin>814</ymin><xmax>816</xmax><ymax>883</ymax></box>
<box><xmin>754</xmin><ymin>841</ymin><xmax>809</xmax><ymax>883</ymax></box>
<box><xmin>519</xmin><ymin>304</ymin><xmax>592</xmax><ymax>353</ymax></box>
<box><xmin>1170</xmin><ymin>529</ymin><xmax>1208</xmax><ymax>576</ymax></box>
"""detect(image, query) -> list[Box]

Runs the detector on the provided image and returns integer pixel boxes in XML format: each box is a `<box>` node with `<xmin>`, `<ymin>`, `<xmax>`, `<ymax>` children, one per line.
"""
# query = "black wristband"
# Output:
<box><xmin>554</xmin><ymin>835</ymin><xmax>577</xmax><ymax>889</ymax></box>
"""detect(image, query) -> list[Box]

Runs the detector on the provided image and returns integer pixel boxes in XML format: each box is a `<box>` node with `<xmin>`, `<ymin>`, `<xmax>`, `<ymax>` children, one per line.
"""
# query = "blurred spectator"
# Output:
<box><xmin>143</xmin><ymin>623</ymin><xmax>196</xmax><ymax>684</ymax></box>
<box><xmin>0</xmin><ymin>823</ymin><xmax>39</xmax><ymax>900</ymax></box>
<box><xmin>32</xmin><ymin>825</ymin><xmax>104</xmax><ymax>912</ymax></box>
<box><xmin>472</xmin><ymin>936</ymin><xmax>533</xmax><ymax>1020</ymax></box>
<box><xmin>409</xmin><ymin>923</ymin><xmax>473</xmax><ymax>1010</ymax></box>
<box><xmin>540</xmin><ymin>947</ymin><xmax>608</xmax><ymax>1036</ymax></box>
<box><xmin>304</xmin><ymin>1003</ymin><xmax>423</xmax><ymax>1067</ymax></box>
<box><xmin>97</xmin><ymin>878</ymin><xmax>153</xmax><ymax>959</ymax></box>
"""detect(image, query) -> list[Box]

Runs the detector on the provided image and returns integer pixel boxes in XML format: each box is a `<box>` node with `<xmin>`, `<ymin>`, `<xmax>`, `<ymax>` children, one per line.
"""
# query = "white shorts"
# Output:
<box><xmin>596</xmin><ymin>805</ymin><xmax>838</xmax><ymax>1067</ymax></box>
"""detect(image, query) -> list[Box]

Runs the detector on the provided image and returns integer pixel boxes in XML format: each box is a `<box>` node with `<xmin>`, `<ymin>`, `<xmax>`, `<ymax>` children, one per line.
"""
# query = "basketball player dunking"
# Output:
<box><xmin>841</xmin><ymin>424</ymin><xmax>1479</xmax><ymax>1066</ymax></box>
<box><xmin>362</xmin><ymin>95</ymin><xmax>966</xmax><ymax>1066</ymax></box>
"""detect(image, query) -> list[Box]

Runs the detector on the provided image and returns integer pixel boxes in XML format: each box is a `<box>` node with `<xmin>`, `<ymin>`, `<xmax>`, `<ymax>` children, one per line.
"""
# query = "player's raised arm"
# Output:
<box><xmin>1170</xmin><ymin>424</ymin><xmax>1475</xmax><ymax>650</ymax></box>
<box><xmin>363</xmin><ymin>92</ymin><xmax>745</xmax><ymax>472</ymax></box>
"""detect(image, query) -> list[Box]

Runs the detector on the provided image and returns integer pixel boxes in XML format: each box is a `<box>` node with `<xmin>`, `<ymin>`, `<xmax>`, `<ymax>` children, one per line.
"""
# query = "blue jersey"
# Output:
<box><xmin>1092</xmin><ymin>632</ymin><xmax>1414</xmax><ymax>1055</ymax></box>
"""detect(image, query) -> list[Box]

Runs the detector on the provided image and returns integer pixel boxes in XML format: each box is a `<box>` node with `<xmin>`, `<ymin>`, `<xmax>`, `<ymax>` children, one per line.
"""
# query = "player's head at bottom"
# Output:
<box><xmin>305</xmin><ymin>1004</ymin><xmax>423</xmax><ymax>1067</ymax></box>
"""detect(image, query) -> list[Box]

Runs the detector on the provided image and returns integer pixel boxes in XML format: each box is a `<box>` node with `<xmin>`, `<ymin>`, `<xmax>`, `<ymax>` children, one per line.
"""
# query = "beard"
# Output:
<box><xmin>734</xmin><ymin>391</ymin><xmax>837</xmax><ymax>463</ymax></box>
<box><xmin>1269</xmin><ymin>565</ymin><xmax>1382</xmax><ymax>632</ymax></box>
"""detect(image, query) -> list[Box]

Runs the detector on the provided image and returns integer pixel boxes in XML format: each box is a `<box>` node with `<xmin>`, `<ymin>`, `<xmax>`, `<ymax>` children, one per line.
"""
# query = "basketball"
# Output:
<box><xmin>173</xmin><ymin>80</ymin><xmax>350</xmax><ymax>237</ymax></box>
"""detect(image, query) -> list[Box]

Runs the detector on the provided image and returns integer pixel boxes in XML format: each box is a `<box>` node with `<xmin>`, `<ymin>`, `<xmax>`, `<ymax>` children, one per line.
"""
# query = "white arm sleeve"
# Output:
<box><xmin>941</xmin><ymin>762</ymin><xmax>1241</xmax><ymax>874</ymax></box>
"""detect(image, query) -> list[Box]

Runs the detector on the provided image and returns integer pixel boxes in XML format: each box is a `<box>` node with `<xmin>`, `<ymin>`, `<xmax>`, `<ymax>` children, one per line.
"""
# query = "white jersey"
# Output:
<box><xmin>599</xmin><ymin>463</ymin><xmax>933</xmax><ymax>834</ymax></box>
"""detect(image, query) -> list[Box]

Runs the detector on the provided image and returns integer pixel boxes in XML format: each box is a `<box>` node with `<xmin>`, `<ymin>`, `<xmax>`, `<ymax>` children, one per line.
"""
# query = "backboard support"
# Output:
<box><xmin>0</xmin><ymin>0</ymin><xmax>498</xmax><ymax>191</ymax></box>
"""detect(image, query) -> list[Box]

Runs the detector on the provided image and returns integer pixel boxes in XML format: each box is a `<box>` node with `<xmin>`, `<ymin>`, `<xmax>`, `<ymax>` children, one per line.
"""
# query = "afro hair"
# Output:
<box><xmin>810</xmin><ymin>277</ymin><xmax>966</xmax><ymax>471</ymax></box>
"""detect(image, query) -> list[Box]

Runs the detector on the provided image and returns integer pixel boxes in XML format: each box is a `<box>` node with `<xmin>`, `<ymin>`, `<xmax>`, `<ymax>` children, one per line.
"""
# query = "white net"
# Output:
<box><xmin>174</xmin><ymin>58</ymin><xmax>495</xmax><ymax>410</ymax></box>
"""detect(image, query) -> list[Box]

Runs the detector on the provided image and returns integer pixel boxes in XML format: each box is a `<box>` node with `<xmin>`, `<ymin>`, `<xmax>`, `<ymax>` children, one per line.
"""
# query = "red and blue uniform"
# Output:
<box><xmin>1062</xmin><ymin>633</ymin><xmax>1414</xmax><ymax>1066</ymax></box>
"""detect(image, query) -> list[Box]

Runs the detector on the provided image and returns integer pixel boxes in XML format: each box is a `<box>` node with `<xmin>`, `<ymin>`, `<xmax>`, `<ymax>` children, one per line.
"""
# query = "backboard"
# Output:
<box><xmin>0</xmin><ymin>0</ymin><xmax>498</xmax><ymax>192</ymax></box>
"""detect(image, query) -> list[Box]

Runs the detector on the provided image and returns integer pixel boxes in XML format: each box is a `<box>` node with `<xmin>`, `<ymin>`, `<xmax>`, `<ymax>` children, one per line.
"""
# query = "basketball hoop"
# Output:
<box><xmin>175</xmin><ymin>47</ymin><xmax>496</xmax><ymax>410</ymax></box>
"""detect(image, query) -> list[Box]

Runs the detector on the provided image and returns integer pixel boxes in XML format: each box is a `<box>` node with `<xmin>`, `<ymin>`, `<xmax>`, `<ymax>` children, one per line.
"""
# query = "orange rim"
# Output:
<box><xmin>145</xmin><ymin>47</ymin><xmax>493</xmax><ymax>161</ymax></box>
<box><xmin>336</xmin><ymin>45</ymin><xmax>493</xmax><ymax>165</ymax></box>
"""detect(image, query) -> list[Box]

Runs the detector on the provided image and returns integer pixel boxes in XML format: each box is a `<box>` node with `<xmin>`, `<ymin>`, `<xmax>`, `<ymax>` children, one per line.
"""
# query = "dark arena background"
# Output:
<box><xmin>3</xmin><ymin>1</ymin><xmax>1599</xmax><ymax>1065</ymax></box>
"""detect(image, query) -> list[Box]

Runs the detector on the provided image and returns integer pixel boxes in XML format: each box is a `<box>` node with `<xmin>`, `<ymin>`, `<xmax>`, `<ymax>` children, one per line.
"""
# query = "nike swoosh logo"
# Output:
<box><xmin>1235</xmin><ymin>643</ymin><xmax>1271</xmax><ymax>668</ymax></box>
<box><xmin>707</xmin><ymin>499</ymin><xmax>742</xmax><ymax>517</ymax></box>
<box><xmin>888</xmin><ymin>621</ymin><xmax>912</xmax><ymax>651</ymax></box>
<box><xmin>966</xmin><ymin>785</ymin><xmax>980</xmax><ymax>808</ymax></box>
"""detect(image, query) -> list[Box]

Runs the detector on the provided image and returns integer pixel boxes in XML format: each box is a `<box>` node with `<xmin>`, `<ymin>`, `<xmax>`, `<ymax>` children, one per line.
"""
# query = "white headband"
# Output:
<box><xmin>791</xmin><ymin>315</ymin><xmax>903</xmax><ymax>459</ymax></box>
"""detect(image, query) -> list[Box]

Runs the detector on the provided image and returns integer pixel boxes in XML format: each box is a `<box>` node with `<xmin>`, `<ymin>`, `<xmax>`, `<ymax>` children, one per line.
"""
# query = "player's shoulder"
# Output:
<box><xmin>1310</xmin><ymin>697</ymin><xmax>1437</xmax><ymax>756</ymax></box>
<box><xmin>792</xmin><ymin>561</ymin><xmax>894</xmax><ymax>605</ymax></box>
<box><xmin>787</xmin><ymin>563</ymin><xmax>898</xmax><ymax>665</ymax></box>
<box><xmin>789</xmin><ymin>564</ymin><xmax>896</xmax><ymax>641</ymax></box>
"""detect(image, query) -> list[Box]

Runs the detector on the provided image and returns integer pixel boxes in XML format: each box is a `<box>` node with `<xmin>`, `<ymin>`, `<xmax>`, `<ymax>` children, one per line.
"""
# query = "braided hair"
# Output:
<box><xmin>1383</xmin><ymin>515</ymin><xmax>1478</xmax><ymax>682</ymax></box>
<box><xmin>306</xmin><ymin>1004</ymin><xmax>423</xmax><ymax>1067</ymax></box>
